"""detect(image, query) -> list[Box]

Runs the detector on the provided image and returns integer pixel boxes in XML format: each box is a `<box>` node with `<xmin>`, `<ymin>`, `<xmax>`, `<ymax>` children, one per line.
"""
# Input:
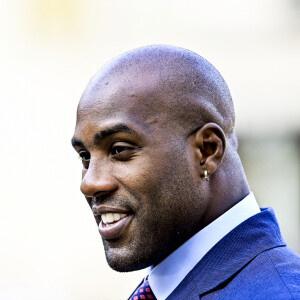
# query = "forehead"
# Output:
<box><xmin>75</xmin><ymin>69</ymin><xmax>177</xmax><ymax>136</ymax></box>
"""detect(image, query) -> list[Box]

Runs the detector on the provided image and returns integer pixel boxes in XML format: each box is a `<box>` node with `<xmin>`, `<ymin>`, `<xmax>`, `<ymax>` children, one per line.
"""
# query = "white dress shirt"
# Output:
<box><xmin>146</xmin><ymin>192</ymin><xmax>260</xmax><ymax>300</ymax></box>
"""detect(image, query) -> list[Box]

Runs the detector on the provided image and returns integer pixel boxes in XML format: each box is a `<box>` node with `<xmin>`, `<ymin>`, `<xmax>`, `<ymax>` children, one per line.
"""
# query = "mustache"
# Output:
<box><xmin>91</xmin><ymin>196</ymin><xmax>134</xmax><ymax>215</ymax></box>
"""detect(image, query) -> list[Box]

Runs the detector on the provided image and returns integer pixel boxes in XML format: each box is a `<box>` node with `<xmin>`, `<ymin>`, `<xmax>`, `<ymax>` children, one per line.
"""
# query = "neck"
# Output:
<box><xmin>202</xmin><ymin>145</ymin><xmax>250</xmax><ymax>228</ymax></box>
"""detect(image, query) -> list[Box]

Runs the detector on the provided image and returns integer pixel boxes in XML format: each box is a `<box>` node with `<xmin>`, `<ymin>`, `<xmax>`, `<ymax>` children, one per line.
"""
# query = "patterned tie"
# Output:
<box><xmin>129</xmin><ymin>279</ymin><xmax>157</xmax><ymax>300</ymax></box>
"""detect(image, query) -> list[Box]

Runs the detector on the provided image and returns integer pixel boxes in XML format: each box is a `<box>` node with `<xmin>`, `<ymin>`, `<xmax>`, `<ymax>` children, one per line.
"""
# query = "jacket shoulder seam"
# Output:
<box><xmin>265</xmin><ymin>249</ymin><xmax>295</xmax><ymax>300</ymax></box>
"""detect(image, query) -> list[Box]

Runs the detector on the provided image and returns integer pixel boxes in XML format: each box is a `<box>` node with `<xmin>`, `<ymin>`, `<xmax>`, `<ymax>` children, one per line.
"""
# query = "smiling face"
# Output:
<box><xmin>72</xmin><ymin>67</ymin><xmax>209</xmax><ymax>271</ymax></box>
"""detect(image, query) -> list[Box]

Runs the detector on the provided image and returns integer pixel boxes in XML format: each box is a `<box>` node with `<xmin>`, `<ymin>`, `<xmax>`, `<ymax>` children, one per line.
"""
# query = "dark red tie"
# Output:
<box><xmin>129</xmin><ymin>280</ymin><xmax>157</xmax><ymax>300</ymax></box>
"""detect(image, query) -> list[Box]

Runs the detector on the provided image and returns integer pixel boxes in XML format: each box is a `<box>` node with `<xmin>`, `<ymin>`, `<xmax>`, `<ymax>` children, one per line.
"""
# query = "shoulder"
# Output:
<box><xmin>168</xmin><ymin>208</ymin><xmax>300</xmax><ymax>300</ymax></box>
<box><xmin>263</xmin><ymin>246</ymin><xmax>300</xmax><ymax>297</ymax></box>
<box><xmin>201</xmin><ymin>246</ymin><xmax>300</xmax><ymax>300</ymax></box>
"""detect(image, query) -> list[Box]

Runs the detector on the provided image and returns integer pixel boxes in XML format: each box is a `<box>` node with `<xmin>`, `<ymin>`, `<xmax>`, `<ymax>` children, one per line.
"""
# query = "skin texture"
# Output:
<box><xmin>72</xmin><ymin>45</ymin><xmax>250</xmax><ymax>272</ymax></box>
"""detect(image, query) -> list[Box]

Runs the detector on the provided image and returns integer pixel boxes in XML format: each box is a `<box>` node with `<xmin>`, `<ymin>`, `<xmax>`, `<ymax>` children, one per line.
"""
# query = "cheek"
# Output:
<box><xmin>152</xmin><ymin>158</ymin><xmax>206</xmax><ymax>227</ymax></box>
<box><xmin>113</xmin><ymin>148</ymin><xmax>201</xmax><ymax>220</ymax></box>
<box><xmin>113</xmin><ymin>156</ymin><xmax>159</xmax><ymax>191</ymax></box>
<box><xmin>112</xmin><ymin>157</ymin><xmax>172</xmax><ymax>219</ymax></box>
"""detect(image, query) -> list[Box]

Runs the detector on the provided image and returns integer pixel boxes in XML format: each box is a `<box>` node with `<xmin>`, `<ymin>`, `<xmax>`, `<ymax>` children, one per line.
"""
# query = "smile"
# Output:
<box><xmin>99</xmin><ymin>212</ymin><xmax>133</xmax><ymax>240</ymax></box>
<box><xmin>101</xmin><ymin>213</ymin><xmax>127</xmax><ymax>227</ymax></box>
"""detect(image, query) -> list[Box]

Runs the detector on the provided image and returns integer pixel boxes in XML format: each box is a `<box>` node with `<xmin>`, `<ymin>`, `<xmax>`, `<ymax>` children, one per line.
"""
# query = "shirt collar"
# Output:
<box><xmin>147</xmin><ymin>192</ymin><xmax>260</xmax><ymax>300</ymax></box>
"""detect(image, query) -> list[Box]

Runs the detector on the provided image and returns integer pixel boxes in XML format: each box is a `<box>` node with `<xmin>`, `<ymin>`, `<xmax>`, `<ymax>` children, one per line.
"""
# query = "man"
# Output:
<box><xmin>71</xmin><ymin>45</ymin><xmax>300</xmax><ymax>299</ymax></box>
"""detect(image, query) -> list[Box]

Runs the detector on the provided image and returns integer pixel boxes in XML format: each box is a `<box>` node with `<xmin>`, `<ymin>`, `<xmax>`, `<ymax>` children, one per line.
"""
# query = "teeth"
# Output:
<box><xmin>113</xmin><ymin>213</ymin><xmax>121</xmax><ymax>221</ymax></box>
<box><xmin>101</xmin><ymin>213</ymin><xmax>127</xmax><ymax>225</ymax></box>
<box><xmin>102</xmin><ymin>214</ymin><xmax>107</xmax><ymax>224</ymax></box>
<box><xmin>106</xmin><ymin>213</ymin><xmax>114</xmax><ymax>223</ymax></box>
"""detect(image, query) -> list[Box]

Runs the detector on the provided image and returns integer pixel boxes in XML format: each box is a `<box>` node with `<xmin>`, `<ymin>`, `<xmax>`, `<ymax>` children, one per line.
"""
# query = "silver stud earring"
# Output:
<box><xmin>204</xmin><ymin>169</ymin><xmax>209</xmax><ymax>181</ymax></box>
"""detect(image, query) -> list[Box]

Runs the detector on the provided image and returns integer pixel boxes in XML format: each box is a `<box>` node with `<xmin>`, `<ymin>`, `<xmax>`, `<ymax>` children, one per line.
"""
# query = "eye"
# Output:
<box><xmin>111</xmin><ymin>145</ymin><xmax>133</xmax><ymax>155</ymax></box>
<box><xmin>111</xmin><ymin>142</ymin><xmax>137</xmax><ymax>160</ymax></box>
<box><xmin>79</xmin><ymin>151</ymin><xmax>90</xmax><ymax>161</ymax></box>
<box><xmin>79</xmin><ymin>151</ymin><xmax>90</xmax><ymax>167</ymax></box>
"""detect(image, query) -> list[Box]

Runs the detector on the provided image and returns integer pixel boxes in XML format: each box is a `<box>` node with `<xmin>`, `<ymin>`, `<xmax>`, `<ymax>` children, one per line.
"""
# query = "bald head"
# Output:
<box><xmin>73</xmin><ymin>45</ymin><xmax>249</xmax><ymax>271</ymax></box>
<box><xmin>81</xmin><ymin>45</ymin><xmax>235</xmax><ymax>142</ymax></box>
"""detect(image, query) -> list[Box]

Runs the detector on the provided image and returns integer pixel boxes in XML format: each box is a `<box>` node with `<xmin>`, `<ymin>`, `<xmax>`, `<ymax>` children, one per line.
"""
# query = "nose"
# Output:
<box><xmin>80</xmin><ymin>163</ymin><xmax>118</xmax><ymax>198</ymax></box>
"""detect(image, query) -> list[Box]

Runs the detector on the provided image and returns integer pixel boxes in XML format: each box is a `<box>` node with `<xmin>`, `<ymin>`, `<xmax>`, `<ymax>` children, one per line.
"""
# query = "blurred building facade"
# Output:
<box><xmin>1</xmin><ymin>0</ymin><xmax>299</xmax><ymax>299</ymax></box>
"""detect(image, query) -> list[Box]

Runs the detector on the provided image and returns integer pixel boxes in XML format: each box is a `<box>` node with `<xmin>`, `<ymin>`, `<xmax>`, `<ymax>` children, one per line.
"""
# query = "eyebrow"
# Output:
<box><xmin>94</xmin><ymin>123</ymin><xmax>138</xmax><ymax>145</ymax></box>
<box><xmin>71</xmin><ymin>137</ymin><xmax>85</xmax><ymax>148</ymax></box>
<box><xmin>71</xmin><ymin>123</ymin><xmax>140</xmax><ymax>148</ymax></box>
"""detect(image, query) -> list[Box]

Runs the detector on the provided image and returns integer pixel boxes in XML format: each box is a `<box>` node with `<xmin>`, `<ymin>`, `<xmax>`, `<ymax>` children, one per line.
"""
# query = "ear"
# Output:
<box><xmin>192</xmin><ymin>123</ymin><xmax>226</xmax><ymax>180</ymax></box>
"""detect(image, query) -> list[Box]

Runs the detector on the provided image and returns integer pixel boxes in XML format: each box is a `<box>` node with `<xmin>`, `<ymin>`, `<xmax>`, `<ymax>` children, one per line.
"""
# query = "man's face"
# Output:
<box><xmin>72</xmin><ymin>70</ymin><xmax>208</xmax><ymax>271</ymax></box>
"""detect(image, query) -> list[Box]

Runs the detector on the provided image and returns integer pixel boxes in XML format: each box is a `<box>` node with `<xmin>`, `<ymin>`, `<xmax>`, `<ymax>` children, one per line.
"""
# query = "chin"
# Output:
<box><xmin>104</xmin><ymin>245</ymin><xmax>156</xmax><ymax>272</ymax></box>
<box><xmin>105</xmin><ymin>253</ymin><xmax>150</xmax><ymax>273</ymax></box>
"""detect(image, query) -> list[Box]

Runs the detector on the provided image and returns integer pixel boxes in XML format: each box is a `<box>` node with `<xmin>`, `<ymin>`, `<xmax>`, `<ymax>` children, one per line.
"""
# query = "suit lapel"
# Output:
<box><xmin>166</xmin><ymin>270</ymin><xmax>199</xmax><ymax>300</ymax></box>
<box><xmin>167</xmin><ymin>208</ymin><xmax>286</xmax><ymax>298</ymax></box>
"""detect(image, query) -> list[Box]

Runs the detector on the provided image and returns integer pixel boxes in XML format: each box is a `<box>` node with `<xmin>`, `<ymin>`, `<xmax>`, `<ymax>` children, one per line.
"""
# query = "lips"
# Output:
<box><xmin>93</xmin><ymin>205</ymin><xmax>133</xmax><ymax>240</ymax></box>
<box><xmin>99</xmin><ymin>215</ymin><xmax>133</xmax><ymax>240</ymax></box>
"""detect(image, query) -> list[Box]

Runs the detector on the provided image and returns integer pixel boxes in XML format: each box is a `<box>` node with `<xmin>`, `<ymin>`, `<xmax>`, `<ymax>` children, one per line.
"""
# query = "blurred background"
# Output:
<box><xmin>0</xmin><ymin>0</ymin><xmax>299</xmax><ymax>299</ymax></box>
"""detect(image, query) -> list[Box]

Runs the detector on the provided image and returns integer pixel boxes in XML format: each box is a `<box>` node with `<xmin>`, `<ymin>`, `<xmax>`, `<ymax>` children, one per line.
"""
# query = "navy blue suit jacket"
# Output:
<box><xmin>167</xmin><ymin>208</ymin><xmax>300</xmax><ymax>300</ymax></box>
